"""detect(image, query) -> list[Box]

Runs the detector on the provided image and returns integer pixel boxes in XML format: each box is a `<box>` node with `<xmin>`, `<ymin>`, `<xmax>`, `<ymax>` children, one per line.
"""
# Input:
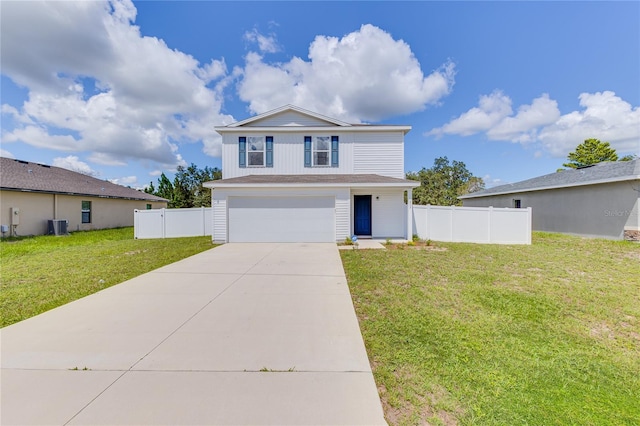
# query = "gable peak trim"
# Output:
<box><xmin>226</xmin><ymin>104</ymin><xmax>353</xmax><ymax>128</ymax></box>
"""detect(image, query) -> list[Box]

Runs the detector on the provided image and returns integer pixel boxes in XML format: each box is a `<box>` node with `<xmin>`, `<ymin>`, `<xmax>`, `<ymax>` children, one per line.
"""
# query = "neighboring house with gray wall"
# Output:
<box><xmin>460</xmin><ymin>160</ymin><xmax>640</xmax><ymax>241</ymax></box>
<box><xmin>0</xmin><ymin>157</ymin><xmax>167</xmax><ymax>237</ymax></box>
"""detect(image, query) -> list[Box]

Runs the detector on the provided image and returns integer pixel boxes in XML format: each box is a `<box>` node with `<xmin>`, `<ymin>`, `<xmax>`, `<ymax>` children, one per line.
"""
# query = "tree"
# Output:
<box><xmin>406</xmin><ymin>157</ymin><xmax>485</xmax><ymax>206</ymax></box>
<box><xmin>155</xmin><ymin>173</ymin><xmax>175</xmax><ymax>202</ymax></box>
<box><xmin>144</xmin><ymin>181</ymin><xmax>155</xmax><ymax>195</ymax></box>
<box><xmin>563</xmin><ymin>138</ymin><xmax>619</xmax><ymax>169</ymax></box>
<box><xmin>147</xmin><ymin>164</ymin><xmax>221</xmax><ymax>208</ymax></box>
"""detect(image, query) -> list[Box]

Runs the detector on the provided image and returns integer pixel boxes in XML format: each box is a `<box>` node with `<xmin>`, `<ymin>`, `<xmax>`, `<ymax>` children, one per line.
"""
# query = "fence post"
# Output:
<box><xmin>527</xmin><ymin>207</ymin><xmax>532</xmax><ymax>245</ymax></box>
<box><xmin>426</xmin><ymin>204</ymin><xmax>431</xmax><ymax>240</ymax></box>
<box><xmin>488</xmin><ymin>206</ymin><xmax>493</xmax><ymax>243</ymax></box>
<box><xmin>134</xmin><ymin>209</ymin><xmax>139</xmax><ymax>239</ymax></box>
<box><xmin>406</xmin><ymin>188</ymin><xmax>413</xmax><ymax>240</ymax></box>
<box><xmin>161</xmin><ymin>208</ymin><xmax>166</xmax><ymax>239</ymax></box>
<box><xmin>450</xmin><ymin>206</ymin><xmax>455</xmax><ymax>242</ymax></box>
<box><xmin>202</xmin><ymin>206</ymin><xmax>206</xmax><ymax>236</ymax></box>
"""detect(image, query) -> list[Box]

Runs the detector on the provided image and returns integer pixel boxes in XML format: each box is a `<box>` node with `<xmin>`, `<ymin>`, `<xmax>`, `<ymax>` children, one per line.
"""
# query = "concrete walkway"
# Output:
<box><xmin>1</xmin><ymin>243</ymin><xmax>386</xmax><ymax>425</ymax></box>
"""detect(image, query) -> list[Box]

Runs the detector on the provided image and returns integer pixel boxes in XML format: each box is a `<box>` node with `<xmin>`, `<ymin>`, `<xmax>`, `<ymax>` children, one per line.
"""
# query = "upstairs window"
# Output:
<box><xmin>314</xmin><ymin>136</ymin><xmax>331</xmax><ymax>166</ymax></box>
<box><xmin>239</xmin><ymin>136</ymin><xmax>273</xmax><ymax>168</ymax></box>
<box><xmin>81</xmin><ymin>200</ymin><xmax>92</xmax><ymax>223</ymax></box>
<box><xmin>305</xmin><ymin>136</ymin><xmax>339</xmax><ymax>167</ymax></box>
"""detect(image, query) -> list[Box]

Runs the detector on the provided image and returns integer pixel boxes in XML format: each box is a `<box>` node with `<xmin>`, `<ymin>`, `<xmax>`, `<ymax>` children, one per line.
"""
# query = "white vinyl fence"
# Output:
<box><xmin>412</xmin><ymin>205</ymin><xmax>532</xmax><ymax>245</ymax></box>
<box><xmin>134</xmin><ymin>207</ymin><xmax>212</xmax><ymax>239</ymax></box>
<box><xmin>134</xmin><ymin>205</ymin><xmax>531</xmax><ymax>244</ymax></box>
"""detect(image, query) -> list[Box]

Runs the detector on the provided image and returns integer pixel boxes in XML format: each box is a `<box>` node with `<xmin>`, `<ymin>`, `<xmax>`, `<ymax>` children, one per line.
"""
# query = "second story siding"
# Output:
<box><xmin>222</xmin><ymin>132</ymin><xmax>354</xmax><ymax>178</ymax></box>
<box><xmin>216</xmin><ymin>105</ymin><xmax>410</xmax><ymax>179</ymax></box>
<box><xmin>353</xmin><ymin>132</ymin><xmax>404</xmax><ymax>179</ymax></box>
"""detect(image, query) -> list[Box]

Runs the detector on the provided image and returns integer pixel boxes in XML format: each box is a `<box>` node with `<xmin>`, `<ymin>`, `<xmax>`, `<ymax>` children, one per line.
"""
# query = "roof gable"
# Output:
<box><xmin>226</xmin><ymin>105</ymin><xmax>352</xmax><ymax>128</ymax></box>
<box><xmin>0</xmin><ymin>157</ymin><xmax>167</xmax><ymax>202</ymax></box>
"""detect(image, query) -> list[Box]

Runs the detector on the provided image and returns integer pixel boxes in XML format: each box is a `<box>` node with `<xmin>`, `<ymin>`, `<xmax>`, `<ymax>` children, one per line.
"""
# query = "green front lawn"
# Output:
<box><xmin>341</xmin><ymin>233</ymin><xmax>640</xmax><ymax>425</ymax></box>
<box><xmin>0</xmin><ymin>227</ymin><xmax>213</xmax><ymax>327</ymax></box>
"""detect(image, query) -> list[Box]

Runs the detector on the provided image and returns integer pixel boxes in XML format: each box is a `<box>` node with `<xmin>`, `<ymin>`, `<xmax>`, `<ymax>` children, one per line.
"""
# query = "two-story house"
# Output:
<box><xmin>205</xmin><ymin>105</ymin><xmax>419</xmax><ymax>243</ymax></box>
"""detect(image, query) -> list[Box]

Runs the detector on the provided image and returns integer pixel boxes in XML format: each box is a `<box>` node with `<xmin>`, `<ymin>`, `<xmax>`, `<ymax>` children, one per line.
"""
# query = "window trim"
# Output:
<box><xmin>239</xmin><ymin>136</ymin><xmax>273</xmax><ymax>168</ymax></box>
<box><xmin>305</xmin><ymin>135</ymin><xmax>338</xmax><ymax>168</ymax></box>
<box><xmin>246</xmin><ymin>136</ymin><xmax>266</xmax><ymax>167</ymax></box>
<box><xmin>313</xmin><ymin>136</ymin><xmax>331</xmax><ymax>167</ymax></box>
<box><xmin>81</xmin><ymin>200</ymin><xmax>92</xmax><ymax>224</ymax></box>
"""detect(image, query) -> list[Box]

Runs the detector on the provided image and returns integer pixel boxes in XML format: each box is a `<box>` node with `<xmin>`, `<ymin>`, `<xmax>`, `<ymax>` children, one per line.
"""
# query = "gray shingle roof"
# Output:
<box><xmin>0</xmin><ymin>157</ymin><xmax>167</xmax><ymax>202</ymax></box>
<box><xmin>461</xmin><ymin>159</ymin><xmax>640</xmax><ymax>199</ymax></box>
<box><xmin>208</xmin><ymin>174</ymin><xmax>419</xmax><ymax>187</ymax></box>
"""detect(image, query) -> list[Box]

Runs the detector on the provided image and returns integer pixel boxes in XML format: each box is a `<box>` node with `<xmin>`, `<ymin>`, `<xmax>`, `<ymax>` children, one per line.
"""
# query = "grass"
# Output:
<box><xmin>0</xmin><ymin>227</ymin><xmax>213</xmax><ymax>327</ymax></box>
<box><xmin>341</xmin><ymin>233</ymin><xmax>640</xmax><ymax>425</ymax></box>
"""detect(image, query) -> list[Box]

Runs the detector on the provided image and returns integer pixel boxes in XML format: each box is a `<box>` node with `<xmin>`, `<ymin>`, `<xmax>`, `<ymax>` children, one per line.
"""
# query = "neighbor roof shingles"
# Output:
<box><xmin>461</xmin><ymin>159</ymin><xmax>640</xmax><ymax>198</ymax></box>
<box><xmin>0</xmin><ymin>157</ymin><xmax>167</xmax><ymax>201</ymax></box>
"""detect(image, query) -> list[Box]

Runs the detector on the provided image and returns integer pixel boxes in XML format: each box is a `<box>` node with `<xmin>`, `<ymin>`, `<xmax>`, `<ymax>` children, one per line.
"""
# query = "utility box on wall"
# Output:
<box><xmin>10</xmin><ymin>207</ymin><xmax>20</xmax><ymax>225</ymax></box>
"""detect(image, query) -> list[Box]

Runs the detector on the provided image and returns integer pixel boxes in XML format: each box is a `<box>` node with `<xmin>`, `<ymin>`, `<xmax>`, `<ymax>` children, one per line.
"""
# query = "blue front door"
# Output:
<box><xmin>354</xmin><ymin>195</ymin><xmax>372</xmax><ymax>236</ymax></box>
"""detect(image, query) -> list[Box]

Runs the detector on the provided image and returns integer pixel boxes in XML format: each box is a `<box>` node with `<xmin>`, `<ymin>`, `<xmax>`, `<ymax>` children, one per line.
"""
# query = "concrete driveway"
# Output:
<box><xmin>1</xmin><ymin>243</ymin><xmax>386</xmax><ymax>425</ymax></box>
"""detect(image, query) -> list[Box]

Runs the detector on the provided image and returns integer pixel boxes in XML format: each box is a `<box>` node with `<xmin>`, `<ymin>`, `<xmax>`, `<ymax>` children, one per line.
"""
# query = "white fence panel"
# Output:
<box><xmin>452</xmin><ymin>207</ymin><xmax>490</xmax><ymax>243</ymax></box>
<box><xmin>134</xmin><ymin>209</ymin><xmax>164</xmax><ymax>239</ymax></box>
<box><xmin>134</xmin><ymin>207</ymin><xmax>212</xmax><ymax>239</ymax></box>
<box><xmin>490</xmin><ymin>207</ymin><xmax>532</xmax><ymax>244</ymax></box>
<box><xmin>412</xmin><ymin>205</ymin><xmax>531</xmax><ymax>245</ymax></box>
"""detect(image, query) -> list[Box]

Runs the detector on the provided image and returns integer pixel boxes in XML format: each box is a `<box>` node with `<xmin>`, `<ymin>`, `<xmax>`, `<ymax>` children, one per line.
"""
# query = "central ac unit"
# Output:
<box><xmin>48</xmin><ymin>219</ymin><xmax>69</xmax><ymax>236</ymax></box>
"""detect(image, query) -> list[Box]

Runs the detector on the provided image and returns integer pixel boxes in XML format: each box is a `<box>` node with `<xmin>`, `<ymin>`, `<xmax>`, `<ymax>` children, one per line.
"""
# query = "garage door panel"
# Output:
<box><xmin>228</xmin><ymin>196</ymin><xmax>335</xmax><ymax>243</ymax></box>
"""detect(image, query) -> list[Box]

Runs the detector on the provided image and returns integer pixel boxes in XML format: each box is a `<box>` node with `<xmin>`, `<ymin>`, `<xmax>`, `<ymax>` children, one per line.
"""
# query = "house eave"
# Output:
<box><xmin>0</xmin><ymin>186</ymin><xmax>168</xmax><ymax>202</ymax></box>
<box><xmin>205</xmin><ymin>182</ymin><xmax>420</xmax><ymax>189</ymax></box>
<box><xmin>214</xmin><ymin>125</ymin><xmax>412</xmax><ymax>135</ymax></box>
<box><xmin>459</xmin><ymin>175</ymin><xmax>640</xmax><ymax>199</ymax></box>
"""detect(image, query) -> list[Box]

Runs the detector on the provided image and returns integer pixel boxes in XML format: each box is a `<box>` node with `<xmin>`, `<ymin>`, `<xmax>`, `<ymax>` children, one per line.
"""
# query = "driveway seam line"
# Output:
<box><xmin>61</xmin><ymin>243</ymin><xmax>282</xmax><ymax>425</ymax></box>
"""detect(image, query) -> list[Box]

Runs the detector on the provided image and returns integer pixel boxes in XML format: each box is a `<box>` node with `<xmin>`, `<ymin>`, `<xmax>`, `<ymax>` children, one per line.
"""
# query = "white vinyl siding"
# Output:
<box><xmin>351</xmin><ymin>188</ymin><xmax>406</xmax><ymax>238</ymax></box>
<box><xmin>335</xmin><ymin>191</ymin><xmax>351</xmax><ymax>241</ymax></box>
<box><xmin>353</xmin><ymin>132</ymin><xmax>404</xmax><ymax>179</ymax></box>
<box><xmin>244</xmin><ymin>110</ymin><xmax>336</xmax><ymax>127</ymax></box>
<box><xmin>223</xmin><ymin>133</ymin><xmax>354</xmax><ymax>178</ymax></box>
<box><xmin>212</xmin><ymin>192</ymin><xmax>227</xmax><ymax>243</ymax></box>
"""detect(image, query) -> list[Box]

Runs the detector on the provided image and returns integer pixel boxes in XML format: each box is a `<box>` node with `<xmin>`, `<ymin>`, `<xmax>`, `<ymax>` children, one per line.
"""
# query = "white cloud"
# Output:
<box><xmin>482</xmin><ymin>174</ymin><xmax>505</xmax><ymax>188</ymax></box>
<box><xmin>3</xmin><ymin>126</ymin><xmax>81</xmax><ymax>151</ymax></box>
<box><xmin>53</xmin><ymin>155</ymin><xmax>98</xmax><ymax>176</ymax></box>
<box><xmin>427</xmin><ymin>90</ymin><xmax>638</xmax><ymax>158</ymax></box>
<box><xmin>487</xmin><ymin>94</ymin><xmax>560</xmax><ymax>143</ymax></box>
<box><xmin>0</xmin><ymin>0</ymin><xmax>234</xmax><ymax>170</ymax></box>
<box><xmin>1</xmin><ymin>149</ymin><xmax>16</xmax><ymax>159</ymax></box>
<box><xmin>108</xmin><ymin>175</ymin><xmax>137</xmax><ymax>185</ymax></box>
<box><xmin>538</xmin><ymin>91</ymin><xmax>640</xmax><ymax>156</ymax></box>
<box><xmin>237</xmin><ymin>24</ymin><xmax>455</xmax><ymax>122</ymax></box>
<box><xmin>149</xmin><ymin>170</ymin><xmax>163</xmax><ymax>177</ymax></box>
<box><xmin>428</xmin><ymin>90</ymin><xmax>513</xmax><ymax>137</ymax></box>
<box><xmin>244</xmin><ymin>29</ymin><xmax>279</xmax><ymax>53</ymax></box>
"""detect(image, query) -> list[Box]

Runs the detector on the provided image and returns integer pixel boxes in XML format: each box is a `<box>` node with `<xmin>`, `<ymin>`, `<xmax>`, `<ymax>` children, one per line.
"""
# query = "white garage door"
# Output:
<box><xmin>228</xmin><ymin>196</ymin><xmax>335</xmax><ymax>242</ymax></box>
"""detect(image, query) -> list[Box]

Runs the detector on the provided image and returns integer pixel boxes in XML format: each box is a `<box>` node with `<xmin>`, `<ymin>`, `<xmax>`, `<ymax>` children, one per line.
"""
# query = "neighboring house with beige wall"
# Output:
<box><xmin>1</xmin><ymin>157</ymin><xmax>167</xmax><ymax>237</ymax></box>
<box><xmin>460</xmin><ymin>160</ymin><xmax>640</xmax><ymax>241</ymax></box>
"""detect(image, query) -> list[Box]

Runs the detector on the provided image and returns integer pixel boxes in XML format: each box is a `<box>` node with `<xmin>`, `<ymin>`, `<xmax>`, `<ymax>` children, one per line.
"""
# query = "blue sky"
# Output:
<box><xmin>1</xmin><ymin>1</ymin><xmax>638</xmax><ymax>189</ymax></box>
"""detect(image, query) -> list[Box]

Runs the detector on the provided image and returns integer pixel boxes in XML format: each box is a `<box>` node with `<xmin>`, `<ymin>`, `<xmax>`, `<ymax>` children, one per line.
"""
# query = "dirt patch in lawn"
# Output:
<box><xmin>384</xmin><ymin>241</ymin><xmax>448</xmax><ymax>251</ymax></box>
